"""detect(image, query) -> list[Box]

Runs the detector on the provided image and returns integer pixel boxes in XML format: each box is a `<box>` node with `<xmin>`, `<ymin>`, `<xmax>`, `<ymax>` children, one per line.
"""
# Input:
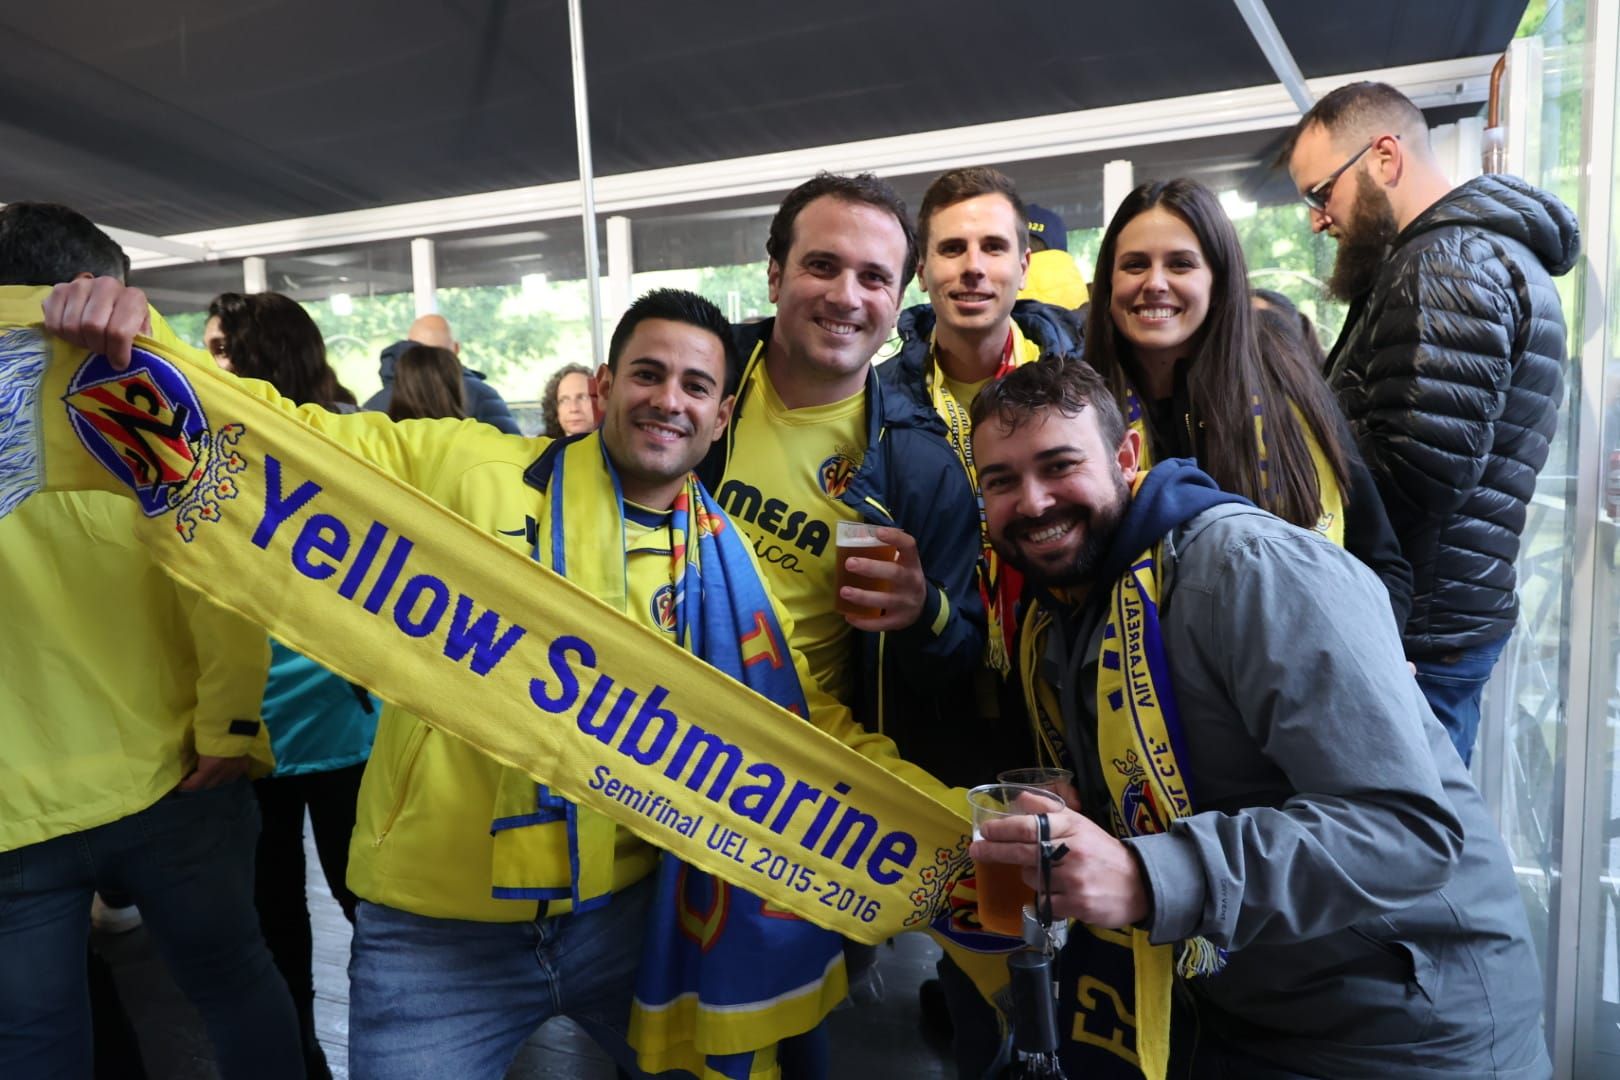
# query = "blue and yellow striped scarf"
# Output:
<box><xmin>495</xmin><ymin>434</ymin><xmax>843</xmax><ymax>1079</ymax></box>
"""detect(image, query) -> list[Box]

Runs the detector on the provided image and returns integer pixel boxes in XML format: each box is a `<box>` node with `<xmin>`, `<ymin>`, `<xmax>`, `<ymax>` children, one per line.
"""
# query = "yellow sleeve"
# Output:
<box><xmin>769</xmin><ymin>578</ymin><xmax>963</xmax><ymax>808</ymax></box>
<box><xmin>177</xmin><ymin>584</ymin><xmax>276</xmax><ymax>774</ymax></box>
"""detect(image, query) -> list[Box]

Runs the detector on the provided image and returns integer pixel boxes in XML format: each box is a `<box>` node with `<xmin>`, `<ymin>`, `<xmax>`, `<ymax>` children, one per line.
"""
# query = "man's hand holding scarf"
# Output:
<box><xmin>971</xmin><ymin>800</ymin><xmax>1150</xmax><ymax>929</ymax></box>
<box><xmin>43</xmin><ymin>277</ymin><xmax>148</xmax><ymax>369</ymax></box>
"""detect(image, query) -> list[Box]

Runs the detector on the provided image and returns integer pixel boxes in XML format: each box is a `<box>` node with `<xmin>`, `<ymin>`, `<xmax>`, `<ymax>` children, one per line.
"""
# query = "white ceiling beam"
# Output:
<box><xmin>130</xmin><ymin>53</ymin><xmax>1495</xmax><ymax>270</ymax></box>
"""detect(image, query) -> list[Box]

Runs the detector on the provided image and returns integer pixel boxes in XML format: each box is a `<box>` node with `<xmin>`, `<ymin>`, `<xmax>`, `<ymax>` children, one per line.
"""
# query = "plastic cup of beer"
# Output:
<box><xmin>996</xmin><ymin>767</ymin><xmax>1075</xmax><ymax>792</ymax></box>
<box><xmin>967</xmin><ymin>783</ymin><xmax>1067</xmax><ymax>938</ymax></box>
<box><xmin>835</xmin><ymin>521</ymin><xmax>897</xmax><ymax>619</ymax></box>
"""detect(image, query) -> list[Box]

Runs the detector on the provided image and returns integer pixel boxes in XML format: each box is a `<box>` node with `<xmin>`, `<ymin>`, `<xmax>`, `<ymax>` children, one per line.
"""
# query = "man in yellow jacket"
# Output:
<box><xmin>30</xmin><ymin>275</ymin><xmax>952</xmax><ymax>1080</ymax></box>
<box><xmin>0</xmin><ymin>204</ymin><xmax>302</xmax><ymax>1078</ymax></box>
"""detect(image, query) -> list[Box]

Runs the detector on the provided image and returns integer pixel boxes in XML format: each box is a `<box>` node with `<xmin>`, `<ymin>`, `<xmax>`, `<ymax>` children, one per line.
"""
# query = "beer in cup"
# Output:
<box><xmin>967</xmin><ymin>783</ymin><xmax>1067</xmax><ymax>937</ymax></box>
<box><xmin>835</xmin><ymin>521</ymin><xmax>897</xmax><ymax>619</ymax></box>
<box><xmin>996</xmin><ymin>767</ymin><xmax>1075</xmax><ymax>791</ymax></box>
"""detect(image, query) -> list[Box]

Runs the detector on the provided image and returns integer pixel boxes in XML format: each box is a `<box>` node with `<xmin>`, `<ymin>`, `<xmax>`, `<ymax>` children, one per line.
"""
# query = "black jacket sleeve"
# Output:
<box><xmin>465</xmin><ymin>378</ymin><xmax>523</xmax><ymax>436</ymax></box>
<box><xmin>1357</xmin><ymin>245</ymin><xmax>1517</xmax><ymax>517</ymax></box>
<box><xmin>884</xmin><ymin>433</ymin><xmax>986</xmax><ymax>680</ymax></box>
<box><xmin>1335</xmin><ymin>415</ymin><xmax>1413</xmax><ymax>631</ymax></box>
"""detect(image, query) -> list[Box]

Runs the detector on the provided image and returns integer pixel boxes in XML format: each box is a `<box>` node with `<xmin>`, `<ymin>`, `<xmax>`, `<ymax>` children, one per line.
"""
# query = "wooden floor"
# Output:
<box><xmin>95</xmin><ymin>819</ymin><xmax>957</xmax><ymax>1078</ymax></box>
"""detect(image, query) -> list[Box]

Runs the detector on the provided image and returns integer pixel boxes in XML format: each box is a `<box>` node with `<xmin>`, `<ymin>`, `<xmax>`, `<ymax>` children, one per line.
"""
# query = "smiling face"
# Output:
<box><xmin>1107</xmin><ymin>207</ymin><xmax>1214</xmax><ymax>372</ymax></box>
<box><xmin>556</xmin><ymin>371</ymin><xmax>596</xmax><ymax>435</ymax></box>
<box><xmin>766</xmin><ymin>195</ymin><xmax>908</xmax><ymax>402</ymax></box>
<box><xmin>598</xmin><ymin>318</ymin><xmax>735</xmax><ymax>508</ymax></box>
<box><xmin>976</xmin><ymin>405</ymin><xmax>1140</xmax><ymax>589</ymax></box>
<box><xmin>918</xmin><ymin>193</ymin><xmax>1030</xmax><ymax>341</ymax></box>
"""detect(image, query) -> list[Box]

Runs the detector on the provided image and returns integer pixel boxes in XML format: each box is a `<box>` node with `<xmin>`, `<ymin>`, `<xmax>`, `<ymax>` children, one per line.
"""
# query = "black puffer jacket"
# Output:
<box><xmin>1326</xmin><ymin>174</ymin><xmax>1580</xmax><ymax>659</ymax></box>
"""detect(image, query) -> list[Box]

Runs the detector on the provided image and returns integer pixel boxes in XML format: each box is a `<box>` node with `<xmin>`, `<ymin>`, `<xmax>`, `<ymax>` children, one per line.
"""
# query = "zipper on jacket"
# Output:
<box><xmin>373</xmin><ymin>724</ymin><xmax>430</xmax><ymax>847</ymax></box>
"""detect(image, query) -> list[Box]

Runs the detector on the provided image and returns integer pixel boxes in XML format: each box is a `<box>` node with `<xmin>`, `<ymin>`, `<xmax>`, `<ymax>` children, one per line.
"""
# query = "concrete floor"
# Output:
<box><xmin>93</xmin><ymin>819</ymin><xmax>957</xmax><ymax>1078</ymax></box>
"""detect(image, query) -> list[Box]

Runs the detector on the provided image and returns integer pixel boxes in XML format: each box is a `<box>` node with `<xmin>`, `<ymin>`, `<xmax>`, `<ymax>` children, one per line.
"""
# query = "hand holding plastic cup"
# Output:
<box><xmin>967</xmin><ymin>782</ymin><xmax>1067</xmax><ymax>937</ymax></box>
<box><xmin>835</xmin><ymin>520</ymin><xmax>898</xmax><ymax>618</ymax></box>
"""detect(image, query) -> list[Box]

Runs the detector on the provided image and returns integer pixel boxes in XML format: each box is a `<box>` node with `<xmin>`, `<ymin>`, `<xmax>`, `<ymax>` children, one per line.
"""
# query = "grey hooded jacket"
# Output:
<box><xmin>1041</xmin><ymin>503</ymin><xmax>1548</xmax><ymax>1078</ymax></box>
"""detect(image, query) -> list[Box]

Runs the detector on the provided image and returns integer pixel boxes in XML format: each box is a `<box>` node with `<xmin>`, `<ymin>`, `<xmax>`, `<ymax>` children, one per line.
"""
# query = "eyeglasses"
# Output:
<box><xmin>1301</xmin><ymin>136</ymin><xmax>1395</xmax><ymax>212</ymax></box>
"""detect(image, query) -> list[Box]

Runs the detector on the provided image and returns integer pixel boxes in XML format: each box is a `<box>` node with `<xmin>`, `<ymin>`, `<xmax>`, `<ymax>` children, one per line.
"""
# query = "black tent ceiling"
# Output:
<box><xmin>1</xmin><ymin>1</ymin><xmax>1525</xmax><ymax>238</ymax></box>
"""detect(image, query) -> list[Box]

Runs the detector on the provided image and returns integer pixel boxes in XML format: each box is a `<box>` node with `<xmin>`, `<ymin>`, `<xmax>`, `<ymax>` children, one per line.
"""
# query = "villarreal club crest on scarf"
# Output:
<box><xmin>63</xmin><ymin>348</ymin><xmax>247</xmax><ymax>541</ymax></box>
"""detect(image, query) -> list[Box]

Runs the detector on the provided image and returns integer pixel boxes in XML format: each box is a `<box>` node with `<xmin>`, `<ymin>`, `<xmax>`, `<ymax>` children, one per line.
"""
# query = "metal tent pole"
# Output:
<box><xmin>1231</xmin><ymin>0</ymin><xmax>1314</xmax><ymax>113</ymax></box>
<box><xmin>566</xmin><ymin>0</ymin><xmax>604</xmax><ymax>367</ymax></box>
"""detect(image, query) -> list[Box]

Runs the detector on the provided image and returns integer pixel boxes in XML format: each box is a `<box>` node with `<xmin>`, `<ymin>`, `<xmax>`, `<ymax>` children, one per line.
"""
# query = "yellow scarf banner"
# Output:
<box><xmin>0</xmin><ymin>310</ymin><xmax>973</xmax><ymax>946</ymax></box>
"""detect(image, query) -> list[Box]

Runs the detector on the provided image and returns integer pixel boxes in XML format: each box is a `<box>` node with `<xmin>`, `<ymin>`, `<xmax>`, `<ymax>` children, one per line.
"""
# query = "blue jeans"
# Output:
<box><xmin>0</xmin><ymin>779</ymin><xmax>302</xmax><ymax>1080</ymax></box>
<box><xmin>348</xmin><ymin>873</ymin><xmax>656</xmax><ymax>1080</ymax></box>
<box><xmin>1413</xmin><ymin>635</ymin><xmax>1509</xmax><ymax>767</ymax></box>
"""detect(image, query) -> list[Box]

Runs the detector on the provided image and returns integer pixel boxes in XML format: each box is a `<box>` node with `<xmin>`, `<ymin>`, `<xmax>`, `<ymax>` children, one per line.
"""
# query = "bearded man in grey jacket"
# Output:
<box><xmin>969</xmin><ymin>358</ymin><xmax>1547</xmax><ymax>1079</ymax></box>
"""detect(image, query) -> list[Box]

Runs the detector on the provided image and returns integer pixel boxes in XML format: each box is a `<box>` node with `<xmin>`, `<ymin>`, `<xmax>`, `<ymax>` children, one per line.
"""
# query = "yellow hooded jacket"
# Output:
<box><xmin>0</xmin><ymin>490</ymin><xmax>273</xmax><ymax>852</ymax></box>
<box><xmin>1017</xmin><ymin>248</ymin><xmax>1088</xmax><ymax>310</ymax></box>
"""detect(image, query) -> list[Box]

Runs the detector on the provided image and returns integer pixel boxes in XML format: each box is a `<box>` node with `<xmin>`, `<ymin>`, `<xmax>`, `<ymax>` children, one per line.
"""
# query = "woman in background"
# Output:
<box><xmin>1253</xmin><ymin>286</ymin><xmax>1331</xmax><ymax>375</ymax></box>
<box><xmin>208</xmin><ymin>291</ymin><xmax>376</xmax><ymax>1079</ymax></box>
<box><xmin>541</xmin><ymin>362</ymin><xmax>597</xmax><ymax>437</ymax></box>
<box><xmin>387</xmin><ymin>343</ymin><xmax>467</xmax><ymax>421</ymax></box>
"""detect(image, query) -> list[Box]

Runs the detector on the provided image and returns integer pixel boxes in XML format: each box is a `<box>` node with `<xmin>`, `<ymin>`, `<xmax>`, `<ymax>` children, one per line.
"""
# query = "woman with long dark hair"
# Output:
<box><xmin>387</xmin><ymin>343</ymin><xmax>467</xmax><ymax>421</ymax></box>
<box><xmin>211</xmin><ymin>291</ymin><xmax>354</xmax><ymax>407</ymax></box>
<box><xmin>206</xmin><ymin>291</ymin><xmax>372</xmax><ymax>1079</ymax></box>
<box><xmin>1083</xmin><ymin>179</ymin><xmax>1409</xmax><ymax>617</ymax></box>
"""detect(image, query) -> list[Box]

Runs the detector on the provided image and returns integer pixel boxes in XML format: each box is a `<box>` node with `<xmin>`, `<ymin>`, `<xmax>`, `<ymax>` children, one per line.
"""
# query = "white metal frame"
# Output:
<box><xmin>1562</xmin><ymin>5</ymin><xmax>1620</xmax><ymax>1074</ymax></box>
<box><xmin>410</xmin><ymin>237</ymin><xmax>437</xmax><ymax>316</ymax></box>
<box><xmin>120</xmin><ymin>54</ymin><xmax>1497</xmax><ymax>271</ymax></box>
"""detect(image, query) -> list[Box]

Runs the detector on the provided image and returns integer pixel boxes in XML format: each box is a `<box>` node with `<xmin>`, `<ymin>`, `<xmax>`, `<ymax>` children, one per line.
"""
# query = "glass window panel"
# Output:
<box><xmin>1479</xmin><ymin>2</ymin><xmax>1596</xmax><ymax>1069</ymax></box>
<box><xmin>1562</xmin><ymin>0</ymin><xmax>1620</xmax><ymax>1068</ymax></box>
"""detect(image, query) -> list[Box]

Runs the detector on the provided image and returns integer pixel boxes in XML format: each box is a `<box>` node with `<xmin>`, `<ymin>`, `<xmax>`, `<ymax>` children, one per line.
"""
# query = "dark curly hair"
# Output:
<box><xmin>766</xmin><ymin>172</ymin><xmax>918</xmax><ymax>286</ymax></box>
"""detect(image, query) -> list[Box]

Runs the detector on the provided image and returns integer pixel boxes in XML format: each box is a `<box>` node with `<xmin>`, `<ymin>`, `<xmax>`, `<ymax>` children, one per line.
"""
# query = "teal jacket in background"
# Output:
<box><xmin>261</xmin><ymin>640</ymin><xmax>379</xmax><ymax>776</ymax></box>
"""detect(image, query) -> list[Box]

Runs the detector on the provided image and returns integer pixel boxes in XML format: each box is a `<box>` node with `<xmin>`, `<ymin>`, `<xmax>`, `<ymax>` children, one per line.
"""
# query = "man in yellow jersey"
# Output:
<box><xmin>35</xmin><ymin>278</ymin><xmax>949</xmax><ymax>1080</ymax></box>
<box><xmin>879</xmin><ymin>167</ymin><xmax>1087</xmax><ymax>1071</ymax></box>
<box><xmin>699</xmin><ymin>173</ymin><xmax>986</xmax><ymax>788</ymax></box>
<box><xmin>0</xmin><ymin>203</ymin><xmax>302</xmax><ymax>1080</ymax></box>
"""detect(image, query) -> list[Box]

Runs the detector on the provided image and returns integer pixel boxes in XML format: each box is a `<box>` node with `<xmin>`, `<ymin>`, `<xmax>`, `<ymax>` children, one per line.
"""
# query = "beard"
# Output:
<box><xmin>1326</xmin><ymin>170</ymin><xmax>1401</xmax><ymax>301</ymax></box>
<box><xmin>992</xmin><ymin>471</ymin><xmax>1132</xmax><ymax>589</ymax></box>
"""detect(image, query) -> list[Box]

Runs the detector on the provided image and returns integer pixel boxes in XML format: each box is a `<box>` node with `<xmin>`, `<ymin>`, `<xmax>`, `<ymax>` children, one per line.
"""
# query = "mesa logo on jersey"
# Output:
<box><xmin>64</xmin><ymin>349</ymin><xmax>248</xmax><ymax>541</ymax></box>
<box><xmin>817</xmin><ymin>452</ymin><xmax>858</xmax><ymax>499</ymax></box>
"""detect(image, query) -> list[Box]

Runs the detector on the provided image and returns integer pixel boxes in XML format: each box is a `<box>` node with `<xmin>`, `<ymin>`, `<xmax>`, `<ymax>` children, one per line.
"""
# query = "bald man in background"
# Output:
<box><xmin>365</xmin><ymin>312</ymin><xmax>522</xmax><ymax>433</ymax></box>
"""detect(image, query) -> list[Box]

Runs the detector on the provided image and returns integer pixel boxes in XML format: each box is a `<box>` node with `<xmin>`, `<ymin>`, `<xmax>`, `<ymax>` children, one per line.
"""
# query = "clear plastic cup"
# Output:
<box><xmin>966</xmin><ymin>783</ymin><xmax>1066</xmax><ymax>937</ymax></box>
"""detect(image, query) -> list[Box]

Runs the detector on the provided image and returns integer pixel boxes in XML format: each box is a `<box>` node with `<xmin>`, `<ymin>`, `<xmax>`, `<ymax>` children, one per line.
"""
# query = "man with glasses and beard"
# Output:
<box><xmin>968</xmin><ymin>356</ymin><xmax>1548</xmax><ymax>1079</ymax></box>
<box><xmin>1284</xmin><ymin>81</ymin><xmax>1579</xmax><ymax>766</ymax></box>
